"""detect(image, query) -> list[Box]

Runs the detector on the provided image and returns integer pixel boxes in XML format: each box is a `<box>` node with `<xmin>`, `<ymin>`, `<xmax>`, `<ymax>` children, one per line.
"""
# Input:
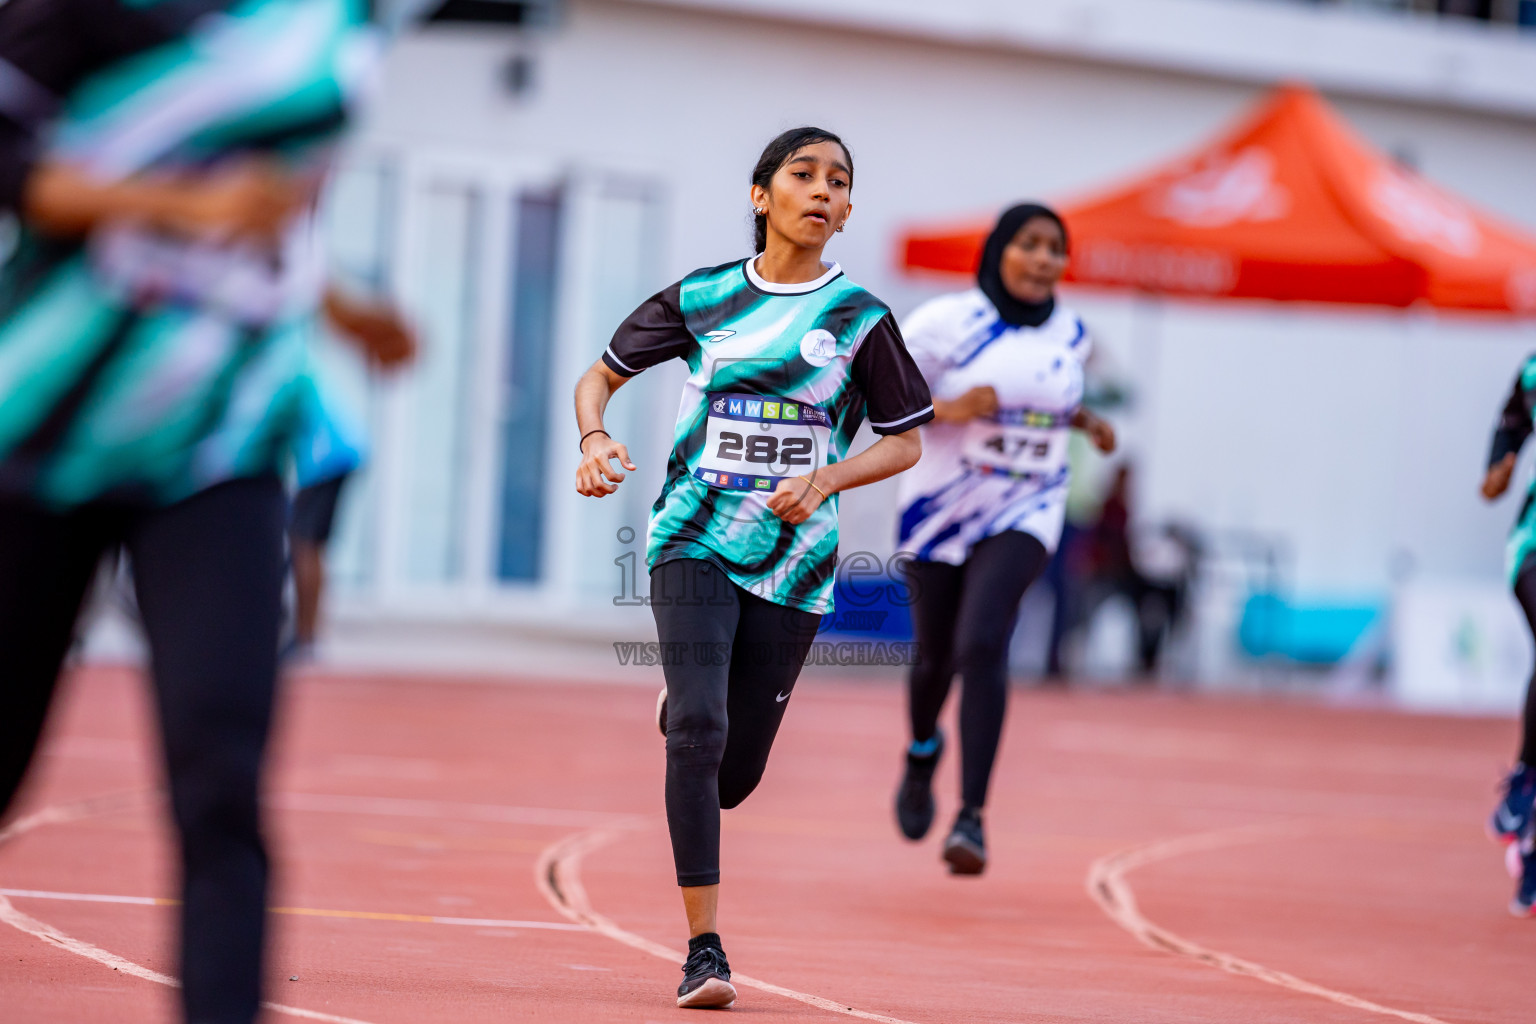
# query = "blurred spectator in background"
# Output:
<box><xmin>0</xmin><ymin>2</ymin><xmax>420</xmax><ymax>1022</ymax></box>
<box><xmin>1046</xmin><ymin>464</ymin><xmax>1198</xmax><ymax>681</ymax></box>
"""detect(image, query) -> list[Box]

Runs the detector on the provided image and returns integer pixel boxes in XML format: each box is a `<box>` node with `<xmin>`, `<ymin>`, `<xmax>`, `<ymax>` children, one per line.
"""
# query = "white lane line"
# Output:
<box><xmin>0</xmin><ymin>888</ymin><xmax>170</xmax><ymax>907</ymax></box>
<box><xmin>1086</xmin><ymin>822</ymin><xmax>1456</xmax><ymax>1024</ymax></box>
<box><xmin>0</xmin><ymin>792</ymin><xmax>383</xmax><ymax>1024</ymax></box>
<box><xmin>0</xmin><ymin>888</ymin><xmax>587</xmax><ymax>931</ymax></box>
<box><xmin>270</xmin><ymin>791</ymin><xmax>641</xmax><ymax>830</ymax></box>
<box><xmin>535</xmin><ymin>826</ymin><xmax>926</xmax><ymax>1024</ymax></box>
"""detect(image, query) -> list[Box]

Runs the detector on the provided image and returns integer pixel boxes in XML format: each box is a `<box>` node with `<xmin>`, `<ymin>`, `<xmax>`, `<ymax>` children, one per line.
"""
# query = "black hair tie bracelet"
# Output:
<box><xmin>579</xmin><ymin>429</ymin><xmax>610</xmax><ymax>453</ymax></box>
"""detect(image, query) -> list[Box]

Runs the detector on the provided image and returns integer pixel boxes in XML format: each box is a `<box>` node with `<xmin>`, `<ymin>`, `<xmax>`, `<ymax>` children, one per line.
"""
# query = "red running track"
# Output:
<box><xmin>1</xmin><ymin>665</ymin><xmax>1532</xmax><ymax>1023</ymax></box>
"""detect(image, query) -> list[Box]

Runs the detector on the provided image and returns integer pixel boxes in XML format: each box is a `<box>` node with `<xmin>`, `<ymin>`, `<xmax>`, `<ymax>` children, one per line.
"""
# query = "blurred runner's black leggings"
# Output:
<box><xmin>0</xmin><ymin>475</ymin><xmax>286</xmax><ymax>1024</ymax></box>
<box><xmin>905</xmin><ymin>530</ymin><xmax>1051</xmax><ymax>811</ymax></box>
<box><xmin>1515</xmin><ymin>562</ymin><xmax>1536</xmax><ymax>765</ymax></box>
<box><xmin>651</xmin><ymin>559</ymin><xmax>821</xmax><ymax>887</ymax></box>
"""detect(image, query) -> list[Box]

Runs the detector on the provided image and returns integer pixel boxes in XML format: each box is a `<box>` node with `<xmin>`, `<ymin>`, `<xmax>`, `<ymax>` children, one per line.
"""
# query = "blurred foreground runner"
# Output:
<box><xmin>0</xmin><ymin>2</ymin><xmax>427</xmax><ymax>1020</ymax></box>
<box><xmin>892</xmin><ymin>203</ymin><xmax>1115</xmax><ymax>875</ymax></box>
<box><xmin>1482</xmin><ymin>352</ymin><xmax>1536</xmax><ymax>915</ymax></box>
<box><xmin>573</xmin><ymin>127</ymin><xmax>933</xmax><ymax>1009</ymax></box>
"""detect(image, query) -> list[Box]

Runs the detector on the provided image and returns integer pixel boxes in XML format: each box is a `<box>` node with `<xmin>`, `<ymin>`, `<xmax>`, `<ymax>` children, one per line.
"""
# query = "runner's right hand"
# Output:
<box><xmin>577</xmin><ymin>434</ymin><xmax>637</xmax><ymax>496</ymax></box>
<box><xmin>955</xmin><ymin>386</ymin><xmax>999</xmax><ymax>422</ymax></box>
<box><xmin>169</xmin><ymin>160</ymin><xmax>313</xmax><ymax>242</ymax></box>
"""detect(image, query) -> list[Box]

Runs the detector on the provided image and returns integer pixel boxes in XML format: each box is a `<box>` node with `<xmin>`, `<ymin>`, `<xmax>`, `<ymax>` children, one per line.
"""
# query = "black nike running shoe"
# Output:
<box><xmin>656</xmin><ymin>686</ymin><xmax>668</xmax><ymax>738</ymax></box>
<box><xmin>676</xmin><ymin>943</ymin><xmax>736</xmax><ymax>1009</ymax></box>
<box><xmin>895</xmin><ymin>730</ymin><xmax>945</xmax><ymax>840</ymax></box>
<box><xmin>943</xmin><ymin>806</ymin><xmax>987</xmax><ymax>876</ymax></box>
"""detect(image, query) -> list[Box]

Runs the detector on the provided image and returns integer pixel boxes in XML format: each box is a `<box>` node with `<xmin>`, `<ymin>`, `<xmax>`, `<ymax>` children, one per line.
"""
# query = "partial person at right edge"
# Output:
<box><xmin>893</xmin><ymin>203</ymin><xmax>1116</xmax><ymax>876</ymax></box>
<box><xmin>1481</xmin><ymin>351</ymin><xmax>1536</xmax><ymax>916</ymax></box>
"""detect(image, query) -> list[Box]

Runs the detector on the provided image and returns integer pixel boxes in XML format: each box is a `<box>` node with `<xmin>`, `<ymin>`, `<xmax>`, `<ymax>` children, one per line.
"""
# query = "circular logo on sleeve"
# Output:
<box><xmin>799</xmin><ymin>329</ymin><xmax>837</xmax><ymax>367</ymax></box>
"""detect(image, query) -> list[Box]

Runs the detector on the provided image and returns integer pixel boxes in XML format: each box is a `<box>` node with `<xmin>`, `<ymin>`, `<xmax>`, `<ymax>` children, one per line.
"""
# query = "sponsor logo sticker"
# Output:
<box><xmin>800</xmin><ymin>328</ymin><xmax>837</xmax><ymax>367</ymax></box>
<box><xmin>762</xmin><ymin>401</ymin><xmax>781</xmax><ymax>420</ymax></box>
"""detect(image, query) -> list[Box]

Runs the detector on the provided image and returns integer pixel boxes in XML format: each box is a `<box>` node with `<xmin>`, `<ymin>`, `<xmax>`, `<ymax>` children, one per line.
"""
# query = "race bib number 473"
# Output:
<box><xmin>961</xmin><ymin>409</ymin><xmax>1070</xmax><ymax>480</ymax></box>
<box><xmin>694</xmin><ymin>392</ymin><xmax>832</xmax><ymax>492</ymax></box>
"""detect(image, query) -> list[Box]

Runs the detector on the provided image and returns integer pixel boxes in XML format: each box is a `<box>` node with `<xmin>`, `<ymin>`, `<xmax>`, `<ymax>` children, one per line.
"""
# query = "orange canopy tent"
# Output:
<box><xmin>899</xmin><ymin>84</ymin><xmax>1536</xmax><ymax>314</ymax></box>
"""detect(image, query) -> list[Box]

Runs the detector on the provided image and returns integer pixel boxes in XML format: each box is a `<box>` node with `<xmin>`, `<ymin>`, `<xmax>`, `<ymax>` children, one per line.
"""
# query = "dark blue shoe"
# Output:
<box><xmin>1490</xmin><ymin>764</ymin><xmax>1536</xmax><ymax>844</ymax></box>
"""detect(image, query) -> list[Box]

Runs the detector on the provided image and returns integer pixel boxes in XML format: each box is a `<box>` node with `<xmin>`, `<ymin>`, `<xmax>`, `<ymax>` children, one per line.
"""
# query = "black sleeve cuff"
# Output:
<box><xmin>601</xmin><ymin>346</ymin><xmax>641</xmax><ymax>378</ymax></box>
<box><xmin>869</xmin><ymin>405</ymin><xmax>935</xmax><ymax>435</ymax></box>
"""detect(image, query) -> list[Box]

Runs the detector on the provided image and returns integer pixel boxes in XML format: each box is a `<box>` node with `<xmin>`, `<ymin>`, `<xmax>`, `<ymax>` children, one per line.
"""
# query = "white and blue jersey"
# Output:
<box><xmin>896</xmin><ymin>289</ymin><xmax>1089</xmax><ymax>565</ymax></box>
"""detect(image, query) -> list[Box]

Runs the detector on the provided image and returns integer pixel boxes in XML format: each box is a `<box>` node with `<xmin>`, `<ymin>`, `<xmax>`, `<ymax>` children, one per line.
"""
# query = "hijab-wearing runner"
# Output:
<box><xmin>892</xmin><ymin>202</ymin><xmax>1116</xmax><ymax>875</ymax></box>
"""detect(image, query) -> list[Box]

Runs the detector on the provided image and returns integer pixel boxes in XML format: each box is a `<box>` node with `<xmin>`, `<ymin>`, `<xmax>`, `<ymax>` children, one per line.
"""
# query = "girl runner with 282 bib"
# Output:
<box><xmin>574</xmin><ymin>127</ymin><xmax>932</xmax><ymax>1010</ymax></box>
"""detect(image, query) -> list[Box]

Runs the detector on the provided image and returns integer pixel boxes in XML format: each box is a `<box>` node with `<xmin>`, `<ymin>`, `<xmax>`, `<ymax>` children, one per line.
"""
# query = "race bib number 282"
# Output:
<box><xmin>694</xmin><ymin>392</ymin><xmax>831</xmax><ymax>492</ymax></box>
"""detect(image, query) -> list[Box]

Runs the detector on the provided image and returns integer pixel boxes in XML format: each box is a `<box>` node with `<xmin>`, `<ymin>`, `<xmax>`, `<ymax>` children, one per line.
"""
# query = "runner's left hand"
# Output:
<box><xmin>1086</xmin><ymin>417</ymin><xmax>1116</xmax><ymax>454</ymax></box>
<box><xmin>324</xmin><ymin>290</ymin><xmax>418</xmax><ymax>369</ymax></box>
<box><xmin>1072</xmin><ymin>408</ymin><xmax>1117</xmax><ymax>454</ymax></box>
<box><xmin>767</xmin><ymin>477</ymin><xmax>824</xmax><ymax>525</ymax></box>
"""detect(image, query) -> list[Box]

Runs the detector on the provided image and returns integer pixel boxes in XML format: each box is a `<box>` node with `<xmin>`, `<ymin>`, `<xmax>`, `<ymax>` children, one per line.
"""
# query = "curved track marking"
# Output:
<box><xmin>0</xmin><ymin>888</ymin><xmax>587</xmax><ymax>932</ymax></box>
<box><xmin>0</xmin><ymin>793</ymin><xmax>381</xmax><ymax>1024</ymax></box>
<box><xmin>1087</xmin><ymin>821</ymin><xmax>1455</xmax><ymax>1024</ymax></box>
<box><xmin>535</xmin><ymin>825</ymin><xmax>926</xmax><ymax>1024</ymax></box>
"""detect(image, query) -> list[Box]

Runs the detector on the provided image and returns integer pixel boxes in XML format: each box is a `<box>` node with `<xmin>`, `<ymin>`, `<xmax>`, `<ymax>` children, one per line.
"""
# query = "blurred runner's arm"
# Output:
<box><xmin>1484</xmin><ymin>358</ymin><xmax>1536</xmax><ymax>500</ymax></box>
<box><xmin>2</xmin><ymin>0</ymin><xmax>308</xmax><ymax>237</ymax></box>
<box><xmin>22</xmin><ymin>160</ymin><xmax>309</xmax><ymax>241</ymax></box>
<box><xmin>322</xmin><ymin>286</ymin><xmax>418</xmax><ymax>369</ymax></box>
<box><xmin>575</xmin><ymin>283</ymin><xmax>696</xmax><ymax>497</ymax></box>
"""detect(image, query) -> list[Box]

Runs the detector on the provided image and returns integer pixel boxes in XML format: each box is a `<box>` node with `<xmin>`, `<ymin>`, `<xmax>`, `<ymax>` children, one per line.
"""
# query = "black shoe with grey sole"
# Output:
<box><xmin>943</xmin><ymin>806</ymin><xmax>987</xmax><ymax>876</ymax></box>
<box><xmin>677</xmin><ymin>943</ymin><xmax>736</xmax><ymax>1009</ymax></box>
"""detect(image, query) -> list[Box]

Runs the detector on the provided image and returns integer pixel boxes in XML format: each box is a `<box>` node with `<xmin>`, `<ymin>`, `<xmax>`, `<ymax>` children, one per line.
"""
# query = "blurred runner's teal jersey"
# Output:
<box><xmin>1492</xmin><ymin>353</ymin><xmax>1536</xmax><ymax>584</ymax></box>
<box><xmin>0</xmin><ymin>0</ymin><xmax>377</xmax><ymax>508</ymax></box>
<box><xmin>602</xmin><ymin>256</ymin><xmax>933</xmax><ymax>613</ymax></box>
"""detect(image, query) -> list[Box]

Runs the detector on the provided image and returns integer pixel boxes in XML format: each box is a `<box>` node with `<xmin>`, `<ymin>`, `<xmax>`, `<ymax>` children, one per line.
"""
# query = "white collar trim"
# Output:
<box><xmin>744</xmin><ymin>257</ymin><xmax>842</xmax><ymax>295</ymax></box>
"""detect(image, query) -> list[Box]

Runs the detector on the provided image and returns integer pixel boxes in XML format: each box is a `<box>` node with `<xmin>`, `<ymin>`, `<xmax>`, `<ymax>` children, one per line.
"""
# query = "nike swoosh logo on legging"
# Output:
<box><xmin>776</xmin><ymin>691</ymin><xmax>791</xmax><ymax>702</ymax></box>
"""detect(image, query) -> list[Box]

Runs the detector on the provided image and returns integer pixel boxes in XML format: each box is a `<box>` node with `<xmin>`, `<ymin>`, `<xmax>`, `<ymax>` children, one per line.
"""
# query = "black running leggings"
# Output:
<box><xmin>904</xmin><ymin>530</ymin><xmax>1051</xmax><ymax>810</ymax></box>
<box><xmin>0</xmin><ymin>475</ymin><xmax>287</xmax><ymax>1024</ymax></box>
<box><xmin>651</xmin><ymin>559</ymin><xmax>821</xmax><ymax>887</ymax></box>
<box><xmin>1515</xmin><ymin>562</ymin><xmax>1536</xmax><ymax>765</ymax></box>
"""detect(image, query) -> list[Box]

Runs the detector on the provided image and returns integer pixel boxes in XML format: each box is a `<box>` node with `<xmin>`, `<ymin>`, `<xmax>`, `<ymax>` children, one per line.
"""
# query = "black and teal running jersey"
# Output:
<box><xmin>1491</xmin><ymin>353</ymin><xmax>1536</xmax><ymax>585</ymax></box>
<box><xmin>0</xmin><ymin>0</ymin><xmax>374</xmax><ymax>508</ymax></box>
<box><xmin>603</xmin><ymin>256</ymin><xmax>934</xmax><ymax>614</ymax></box>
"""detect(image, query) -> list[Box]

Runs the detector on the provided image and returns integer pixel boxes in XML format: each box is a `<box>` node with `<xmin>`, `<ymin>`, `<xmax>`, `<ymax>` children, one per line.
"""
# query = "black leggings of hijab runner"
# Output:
<box><xmin>1514</xmin><ymin>559</ymin><xmax>1536</xmax><ymax>766</ymax></box>
<box><xmin>651</xmin><ymin>558</ymin><xmax>821</xmax><ymax>887</ymax></box>
<box><xmin>904</xmin><ymin>530</ymin><xmax>1051</xmax><ymax>810</ymax></box>
<box><xmin>0</xmin><ymin>475</ymin><xmax>286</xmax><ymax>1024</ymax></box>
